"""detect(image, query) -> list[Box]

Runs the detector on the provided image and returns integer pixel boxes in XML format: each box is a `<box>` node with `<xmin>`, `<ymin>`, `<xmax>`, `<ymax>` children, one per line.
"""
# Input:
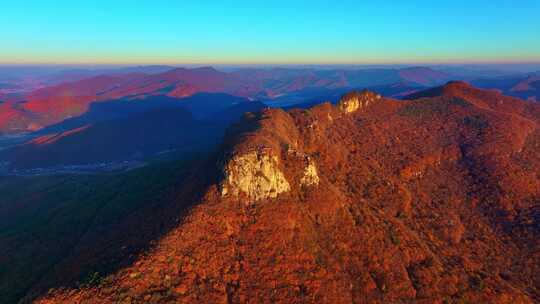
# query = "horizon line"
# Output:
<box><xmin>1</xmin><ymin>61</ymin><xmax>540</xmax><ymax>67</ymax></box>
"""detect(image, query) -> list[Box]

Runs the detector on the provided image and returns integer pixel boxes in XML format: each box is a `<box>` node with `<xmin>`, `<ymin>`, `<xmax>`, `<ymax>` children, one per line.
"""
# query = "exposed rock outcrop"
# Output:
<box><xmin>337</xmin><ymin>90</ymin><xmax>381</xmax><ymax>113</ymax></box>
<box><xmin>300</xmin><ymin>157</ymin><xmax>320</xmax><ymax>186</ymax></box>
<box><xmin>220</xmin><ymin>151</ymin><xmax>290</xmax><ymax>201</ymax></box>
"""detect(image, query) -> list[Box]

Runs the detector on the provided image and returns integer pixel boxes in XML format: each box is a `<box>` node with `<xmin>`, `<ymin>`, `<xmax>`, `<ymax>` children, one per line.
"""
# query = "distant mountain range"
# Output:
<box><xmin>1</xmin><ymin>65</ymin><xmax>539</xmax><ymax>174</ymax></box>
<box><xmin>472</xmin><ymin>72</ymin><xmax>540</xmax><ymax>102</ymax></box>
<box><xmin>1</xmin><ymin>65</ymin><xmax>539</xmax><ymax>135</ymax></box>
<box><xmin>0</xmin><ymin>66</ymin><xmax>455</xmax><ymax>134</ymax></box>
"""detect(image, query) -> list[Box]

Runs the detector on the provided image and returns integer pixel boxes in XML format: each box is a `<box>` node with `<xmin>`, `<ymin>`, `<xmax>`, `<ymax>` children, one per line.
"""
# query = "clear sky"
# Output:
<box><xmin>1</xmin><ymin>0</ymin><xmax>539</xmax><ymax>65</ymax></box>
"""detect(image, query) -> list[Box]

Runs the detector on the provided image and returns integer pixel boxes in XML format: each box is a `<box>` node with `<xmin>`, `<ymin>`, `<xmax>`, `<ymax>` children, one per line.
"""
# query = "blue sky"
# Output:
<box><xmin>1</xmin><ymin>0</ymin><xmax>539</xmax><ymax>64</ymax></box>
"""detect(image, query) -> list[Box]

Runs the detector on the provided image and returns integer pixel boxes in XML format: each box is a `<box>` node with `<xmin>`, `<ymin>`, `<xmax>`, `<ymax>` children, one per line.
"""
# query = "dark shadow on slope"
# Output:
<box><xmin>0</xmin><ymin>137</ymin><xmax>229</xmax><ymax>303</ymax></box>
<box><xmin>0</xmin><ymin>96</ymin><xmax>265</xmax><ymax>171</ymax></box>
<box><xmin>35</xmin><ymin>93</ymin><xmax>252</xmax><ymax>135</ymax></box>
<box><xmin>0</xmin><ymin>100</ymin><xmax>266</xmax><ymax>303</ymax></box>
<box><xmin>1</xmin><ymin>108</ymin><xmax>221</xmax><ymax>169</ymax></box>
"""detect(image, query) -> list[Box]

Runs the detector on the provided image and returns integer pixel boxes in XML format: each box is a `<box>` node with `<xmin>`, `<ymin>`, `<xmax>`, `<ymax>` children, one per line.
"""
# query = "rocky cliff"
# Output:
<box><xmin>337</xmin><ymin>90</ymin><xmax>382</xmax><ymax>113</ymax></box>
<box><xmin>220</xmin><ymin>151</ymin><xmax>291</xmax><ymax>202</ymax></box>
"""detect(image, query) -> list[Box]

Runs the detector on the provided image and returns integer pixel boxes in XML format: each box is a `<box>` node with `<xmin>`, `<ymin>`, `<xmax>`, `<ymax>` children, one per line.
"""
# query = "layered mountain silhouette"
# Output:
<box><xmin>5</xmin><ymin>83</ymin><xmax>536</xmax><ymax>303</ymax></box>
<box><xmin>0</xmin><ymin>67</ymin><xmax>457</xmax><ymax>134</ymax></box>
<box><xmin>473</xmin><ymin>72</ymin><xmax>540</xmax><ymax>102</ymax></box>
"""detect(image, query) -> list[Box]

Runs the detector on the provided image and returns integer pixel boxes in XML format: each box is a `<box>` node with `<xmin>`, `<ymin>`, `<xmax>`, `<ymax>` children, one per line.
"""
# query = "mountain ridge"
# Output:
<box><xmin>30</xmin><ymin>83</ymin><xmax>540</xmax><ymax>303</ymax></box>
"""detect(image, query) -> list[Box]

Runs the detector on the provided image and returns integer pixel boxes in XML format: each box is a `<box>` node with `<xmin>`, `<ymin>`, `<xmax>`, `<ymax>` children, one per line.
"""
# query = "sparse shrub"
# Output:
<box><xmin>398</xmin><ymin>97</ymin><xmax>470</xmax><ymax>119</ymax></box>
<box><xmin>469</xmin><ymin>274</ymin><xmax>485</xmax><ymax>291</ymax></box>
<box><xmin>449</xmin><ymin>97</ymin><xmax>471</xmax><ymax>107</ymax></box>
<box><xmin>389</xmin><ymin>228</ymin><xmax>401</xmax><ymax>246</ymax></box>
<box><xmin>80</xmin><ymin>271</ymin><xmax>103</xmax><ymax>288</ymax></box>
<box><xmin>462</xmin><ymin>115</ymin><xmax>489</xmax><ymax>130</ymax></box>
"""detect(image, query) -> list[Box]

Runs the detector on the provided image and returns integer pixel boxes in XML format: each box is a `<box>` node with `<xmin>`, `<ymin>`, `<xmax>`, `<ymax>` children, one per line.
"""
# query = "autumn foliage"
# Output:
<box><xmin>34</xmin><ymin>83</ymin><xmax>540</xmax><ymax>303</ymax></box>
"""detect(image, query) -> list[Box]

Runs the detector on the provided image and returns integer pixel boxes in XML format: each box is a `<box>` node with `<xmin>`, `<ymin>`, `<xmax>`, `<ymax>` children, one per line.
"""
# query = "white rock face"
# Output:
<box><xmin>339</xmin><ymin>97</ymin><xmax>361</xmax><ymax>113</ymax></box>
<box><xmin>221</xmin><ymin>151</ymin><xmax>290</xmax><ymax>201</ymax></box>
<box><xmin>300</xmin><ymin>158</ymin><xmax>320</xmax><ymax>186</ymax></box>
<box><xmin>338</xmin><ymin>91</ymin><xmax>381</xmax><ymax>113</ymax></box>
